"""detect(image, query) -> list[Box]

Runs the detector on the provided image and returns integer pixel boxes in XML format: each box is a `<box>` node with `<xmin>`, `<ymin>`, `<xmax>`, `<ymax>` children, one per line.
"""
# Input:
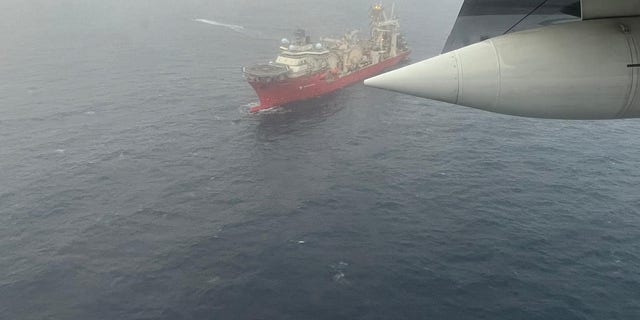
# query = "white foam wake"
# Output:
<box><xmin>193</xmin><ymin>18</ymin><xmax>247</xmax><ymax>34</ymax></box>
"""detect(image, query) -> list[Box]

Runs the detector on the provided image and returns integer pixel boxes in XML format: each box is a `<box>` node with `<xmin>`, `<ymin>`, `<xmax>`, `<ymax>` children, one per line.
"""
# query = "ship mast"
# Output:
<box><xmin>370</xmin><ymin>3</ymin><xmax>400</xmax><ymax>58</ymax></box>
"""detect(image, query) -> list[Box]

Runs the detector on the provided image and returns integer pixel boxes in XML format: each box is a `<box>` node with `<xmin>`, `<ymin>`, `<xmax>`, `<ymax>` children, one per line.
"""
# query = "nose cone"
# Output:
<box><xmin>365</xmin><ymin>40</ymin><xmax>501</xmax><ymax>110</ymax></box>
<box><xmin>364</xmin><ymin>53</ymin><xmax>460</xmax><ymax>104</ymax></box>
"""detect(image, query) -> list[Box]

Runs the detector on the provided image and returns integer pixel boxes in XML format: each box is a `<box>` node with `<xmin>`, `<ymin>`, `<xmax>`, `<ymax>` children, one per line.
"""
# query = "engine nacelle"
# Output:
<box><xmin>365</xmin><ymin>17</ymin><xmax>640</xmax><ymax>119</ymax></box>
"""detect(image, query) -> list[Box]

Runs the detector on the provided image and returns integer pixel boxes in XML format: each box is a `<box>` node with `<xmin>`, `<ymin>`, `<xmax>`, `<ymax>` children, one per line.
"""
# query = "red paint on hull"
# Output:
<box><xmin>248</xmin><ymin>51</ymin><xmax>410</xmax><ymax>112</ymax></box>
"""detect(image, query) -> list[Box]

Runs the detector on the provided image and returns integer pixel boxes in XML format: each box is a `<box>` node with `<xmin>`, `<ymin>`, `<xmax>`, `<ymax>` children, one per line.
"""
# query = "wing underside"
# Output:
<box><xmin>443</xmin><ymin>0</ymin><xmax>581</xmax><ymax>53</ymax></box>
<box><xmin>444</xmin><ymin>0</ymin><xmax>640</xmax><ymax>53</ymax></box>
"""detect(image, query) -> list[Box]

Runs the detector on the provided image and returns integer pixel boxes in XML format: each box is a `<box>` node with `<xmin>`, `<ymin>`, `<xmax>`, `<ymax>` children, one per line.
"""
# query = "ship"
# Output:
<box><xmin>243</xmin><ymin>4</ymin><xmax>410</xmax><ymax>112</ymax></box>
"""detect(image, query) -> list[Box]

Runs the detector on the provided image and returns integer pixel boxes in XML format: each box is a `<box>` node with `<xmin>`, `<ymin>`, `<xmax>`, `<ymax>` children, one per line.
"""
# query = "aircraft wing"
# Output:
<box><xmin>444</xmin><ymin>0</ymin><xmax>640</xmax><ymax>53</ymax></box>
<box><xmin>443</xmin><ymin>0</ymin><xmax>581</xmax><ymax>53</ymax></box>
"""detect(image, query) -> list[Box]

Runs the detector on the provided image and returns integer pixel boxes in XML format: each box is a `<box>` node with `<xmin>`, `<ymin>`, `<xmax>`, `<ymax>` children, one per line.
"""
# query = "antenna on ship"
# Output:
<box><xmin>370</xmin><ymin>3</ymin><xmax>384</xmax><ymax>24</ymax></box>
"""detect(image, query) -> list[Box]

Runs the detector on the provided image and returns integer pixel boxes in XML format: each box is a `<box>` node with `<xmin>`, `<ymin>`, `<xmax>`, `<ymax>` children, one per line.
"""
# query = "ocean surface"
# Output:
<box><xmin>1</xmin><ymin>1</ymin><xmax>639</xmax><ymax>319</ymax></box>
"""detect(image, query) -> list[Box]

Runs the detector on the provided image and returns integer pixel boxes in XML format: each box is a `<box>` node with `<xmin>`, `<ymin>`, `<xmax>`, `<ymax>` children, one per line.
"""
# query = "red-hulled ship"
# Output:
<box><xmin>243</xmin><ymin>4</ymin><xmax>410</xmax><ymax>112</ymax></box>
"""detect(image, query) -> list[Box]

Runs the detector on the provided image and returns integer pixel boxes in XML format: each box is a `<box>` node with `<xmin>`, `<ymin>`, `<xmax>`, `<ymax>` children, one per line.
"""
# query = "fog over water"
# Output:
<box><xmin>1</xmin><ymin>1</ymin><xmax>640</xmax><ymax>319</ymax></box>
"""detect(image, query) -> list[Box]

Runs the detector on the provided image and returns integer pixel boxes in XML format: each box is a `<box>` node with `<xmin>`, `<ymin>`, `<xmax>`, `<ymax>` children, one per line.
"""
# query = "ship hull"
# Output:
<box><xmin>248</xmin><ymin>51</ymin><xmax>410</xmax><ymax>112</ymax></box>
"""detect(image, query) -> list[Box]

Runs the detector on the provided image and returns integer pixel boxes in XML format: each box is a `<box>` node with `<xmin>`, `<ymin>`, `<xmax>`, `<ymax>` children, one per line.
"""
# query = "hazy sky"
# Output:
<box><xmin>0</xmin><ymin>0</ymin><xmax>463</xmax><ymax>59</ymax></box>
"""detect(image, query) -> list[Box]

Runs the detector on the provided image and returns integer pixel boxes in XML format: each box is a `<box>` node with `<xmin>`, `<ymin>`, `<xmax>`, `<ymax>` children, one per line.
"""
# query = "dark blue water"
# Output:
<box><xmin>1</xmin><ymin>0</ymin><xmax>639</xmax><ymax>319</ymax></box>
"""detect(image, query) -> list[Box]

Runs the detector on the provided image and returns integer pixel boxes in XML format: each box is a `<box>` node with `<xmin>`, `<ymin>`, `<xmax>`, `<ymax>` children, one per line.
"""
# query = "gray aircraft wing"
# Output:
<box><xmin>443</xmin><ymin>0</ymin><xmax>581</xmax><ymax>53</ymax></box>
<box><xmin>443</xmin><ymin>0</ymin><xmax>640</xmax><ymax>53</ymax></box>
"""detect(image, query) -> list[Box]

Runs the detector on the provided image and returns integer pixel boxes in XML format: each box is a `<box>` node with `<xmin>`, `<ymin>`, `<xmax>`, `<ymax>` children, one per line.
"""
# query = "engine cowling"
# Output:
<box><xmin>365</xmin><ymin>17</ymin><xmax>640</xmax><ymax>119</ymax></box>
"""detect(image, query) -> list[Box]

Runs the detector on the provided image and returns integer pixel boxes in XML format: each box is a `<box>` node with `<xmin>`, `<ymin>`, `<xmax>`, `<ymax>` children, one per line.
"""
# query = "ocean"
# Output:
<box><xmin>1</xmin><ymin>0</ymin><xmax>639</xmax><ymax>319</ymax></box>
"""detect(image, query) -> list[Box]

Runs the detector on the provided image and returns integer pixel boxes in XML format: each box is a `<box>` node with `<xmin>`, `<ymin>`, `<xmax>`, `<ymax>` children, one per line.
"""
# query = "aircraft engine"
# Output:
<box><xmin>365</xmin><ymin>17</ymin><xmax>640</xmax><ymax>119</ymax></box>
